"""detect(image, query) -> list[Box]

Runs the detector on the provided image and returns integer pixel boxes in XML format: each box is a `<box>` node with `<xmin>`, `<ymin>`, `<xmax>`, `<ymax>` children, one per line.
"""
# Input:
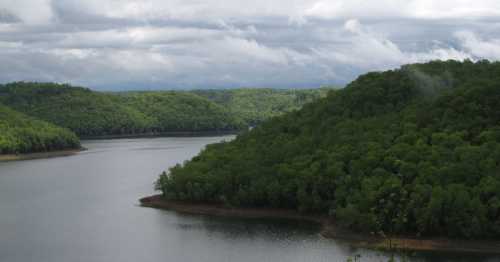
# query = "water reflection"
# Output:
<box><xmin>0</xmin><ymin>137</ymin><xmax>498</xmax><ymax>262</ymax></box>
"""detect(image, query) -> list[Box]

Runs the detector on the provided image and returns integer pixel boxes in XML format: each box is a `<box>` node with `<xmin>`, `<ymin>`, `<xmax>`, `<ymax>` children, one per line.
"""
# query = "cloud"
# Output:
<box><xmin>312</xmin><ymin>20</ymin><xmax>471</xmax><ymax>73</ymax></box>
<box><xmin>303</xmin><ymin>0</ymin><xmax>500</xmax><ymax>20</ymax></box>
<box><xmin>0</xmin><ymin>8</ymin><xmax>21</xmax><ymax>23</ymax></box>
<box><xmin>0</xmin><ymin>1</ymin><xmax>499</xmax><ymax>89</ymax></box>
<box><xmin>456</xmin><ymin>31</ymin><xmax>500</xmax><ymax>60</ymax></box>
<box><xmin>7</xmin><ymin>0</ymin><xmax>500</xmax><ymax>25</ymax></box>
<box><xmin>0</xmin><ymin>0</ymin><xmax>52</xmax><ymax>24</ymax></box>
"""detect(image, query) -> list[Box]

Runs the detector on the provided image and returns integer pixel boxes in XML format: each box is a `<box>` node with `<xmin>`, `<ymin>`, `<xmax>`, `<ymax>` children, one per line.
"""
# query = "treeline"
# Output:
<box><xmin>0</xmin><ymin>83</ymin><xmax>153</xmax><ymax>137</ymax></box>
<box><xmin>117</xmin><ymin>91</ymin><xmax>244</xmax><ymax>132</ymax></box>
<box><xmin>0</xmin><ymin>82</ymin><xmax>327</xmax><ymax>137</ymax></box>
<box><xmin>156</xmin><ymin>60</ymin><xmax>500</xmax><ymax>239</ymax></box>
<box><xmin>193</xmin><ymin>88</ymin><xmax>331</xmax><ymax>126</ymax></box>
<box><xmin>0</xmin><ymin>103</ymin><xmax>80</xmax><ymax>154</ymax></box>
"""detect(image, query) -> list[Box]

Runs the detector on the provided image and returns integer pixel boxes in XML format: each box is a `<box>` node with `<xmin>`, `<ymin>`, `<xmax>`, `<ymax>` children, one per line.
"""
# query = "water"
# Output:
<box><xmin>0</xmin><ymin>136</ymin><xmax>498</xmax><ymax>262</ymax></box>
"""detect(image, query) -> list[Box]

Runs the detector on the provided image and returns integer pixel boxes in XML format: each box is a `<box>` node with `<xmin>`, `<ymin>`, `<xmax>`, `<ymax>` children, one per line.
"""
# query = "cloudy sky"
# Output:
<box><xmin>1</xmin><ymin>0</ymin><xmax>500</xmax><ymax>90</ymax></box>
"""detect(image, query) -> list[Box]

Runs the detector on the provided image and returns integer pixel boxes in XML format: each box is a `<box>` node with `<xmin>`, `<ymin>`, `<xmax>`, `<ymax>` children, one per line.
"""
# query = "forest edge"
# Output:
<box><xmin>140</xmin><ymin>194</ymin><xmax>500</xmax><ymax>255</ymax></box>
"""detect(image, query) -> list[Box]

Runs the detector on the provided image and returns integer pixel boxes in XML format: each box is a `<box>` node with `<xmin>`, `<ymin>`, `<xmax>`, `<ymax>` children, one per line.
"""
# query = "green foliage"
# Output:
<box><xmin>0</xmin><ymin>103</ymin><xmax>80</xmax><ymax>154</ymax></box>
<box><xmin>193</xmin><ymin>88</ymin><xmax>331</xmax><ymax>126</ymax></box>
<box><xmin>0</xmin><ymin>83</ymin><xmax>326</xmax><ymax>137</ymax></box>
<box><xmin>157</xmin><ymin>60</ymin><xmax>500</xmax><ymax>239</ymax></box>
<box><xmin>117</xmin><ymin>91</ymin><xmax>244</xmax><ymax>131</ymax></box>
<box><xmin>0</xmin><ymin>82</ymin><xmax>154</xmax><ymax>136</ymax></box>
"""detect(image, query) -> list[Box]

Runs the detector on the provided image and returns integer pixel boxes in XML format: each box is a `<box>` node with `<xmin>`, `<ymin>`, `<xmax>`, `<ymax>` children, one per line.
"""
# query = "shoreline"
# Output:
<box><xmin>140</xmin><ymin>195</ymin><xmax>500</xmax><ymax>255</ymax></box>
<box><xmin>0</xmin><ymin>148</ymin><xmax>85</xmax><ymax>162</ymax></box>
<box><xmin>1</xmin><ymin>132</ymin><xmax>237</xmax><ymax>162</ymax></box>
<box><xmin>81</xmin><ymin>130</ymin><xmax>241</xmax><ymax>140</ymax></box>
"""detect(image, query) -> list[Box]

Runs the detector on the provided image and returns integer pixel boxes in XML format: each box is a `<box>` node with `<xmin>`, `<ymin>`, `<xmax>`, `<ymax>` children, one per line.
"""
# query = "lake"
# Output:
<box><xmin>0</xmin><ymin>136</ymin><xmax>498</xmax><ymax>262</ymax></box>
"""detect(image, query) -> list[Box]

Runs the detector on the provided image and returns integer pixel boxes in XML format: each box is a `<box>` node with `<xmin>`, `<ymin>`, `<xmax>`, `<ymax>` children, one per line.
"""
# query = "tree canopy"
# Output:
<box><xmin>0</xmin><ymin>103</ymin><xmax>80</xmax><ymax>154</ymax></box>
<box><xmin>117</xmin><ymin>91</ymin><xmax>244</xmax><ymax>132</ymax></box>
<box><xmin>193</xmin><ymin>88</ymin><xmax>331</xmax><ymax>126</ymax></box>
<box><xmin>0</xmin><ymin>83</ymin><xmax>326</xmax><ymax>137</ymax></box>
<box><xmin>156</xmin><ymin>60</ymin><xmax>500</xmax><ymax>239</ymax></box>
<box><xmin>0</xmin><ymin>82</ymin><xmax>154</xmax><ymax>136</ymax></box>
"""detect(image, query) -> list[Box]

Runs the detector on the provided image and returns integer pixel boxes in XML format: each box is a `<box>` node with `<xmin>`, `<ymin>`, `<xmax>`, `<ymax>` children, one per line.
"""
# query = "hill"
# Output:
<box><xmin>116</xmin><ymin>91</ymin><xmax>244</xmax><ymax>132</ymax></box>
<box><xmin>0</xmin><ymin>83</ymin><xmax>244</xmax><ymax>137</ymax></box>
<box><xmin>0</xmin><ymin>82</ymin><xmax>154</xmax><ymax>137</ymax></box>
<box><xmin>0</xmin><ymin>83</ymin><xmax>326</xmax><ymax>138</ymax></box>
<box><xmin>193</xmin><ymin>88</ymin><xmax>331</xmax><ymax>126</ymax></box>
<box><xmin>156</xmin><ymin>60</ymin><xmax>500</xmax><ymax>239</ymax></box>
<box><xmin>0</xmin><ymin>103</ymin><xmax>80</xmax><ymax>154</ymax></box>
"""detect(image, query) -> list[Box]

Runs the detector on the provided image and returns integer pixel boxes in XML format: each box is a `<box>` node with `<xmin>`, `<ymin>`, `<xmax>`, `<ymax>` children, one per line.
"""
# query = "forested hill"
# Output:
<box><xmin>192</xmin><ymin>88</ymin><xmax>331</xmax><ymax>126</ymax></box>
<box><xmin>0</xmin><ymin>83</ymin><xmax>326</xmax><ymax>137</ymax></box>
<box><xmin>0</xmin><ymin>83</ymin><xmax>154</xmax><ymax>137</ymax></box>
<box><xmin>0</xmin><ymin>103</ymin><xmax>80</xmax><ymax>154</ymax></box>
<box><xmin>0</xmin><ymin>83</ymin><xmax>239</xmax><ymax>136</ymax></box>
<box><xmin>156</xmin><ymin>60</ymin><xmax>500</xmax><ymax>239</ymax></box>
<box><xmin>116</xmin><ymin>91</ymin><xmax>244</xmax><ymax>132</ymax></box>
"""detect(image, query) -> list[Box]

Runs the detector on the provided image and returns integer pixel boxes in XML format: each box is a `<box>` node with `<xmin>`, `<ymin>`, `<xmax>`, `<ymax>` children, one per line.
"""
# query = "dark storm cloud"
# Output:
<box><xmin>0</xmin><ymin>0</ymin><xmax>499</xmax><ymax>90</ymax></box>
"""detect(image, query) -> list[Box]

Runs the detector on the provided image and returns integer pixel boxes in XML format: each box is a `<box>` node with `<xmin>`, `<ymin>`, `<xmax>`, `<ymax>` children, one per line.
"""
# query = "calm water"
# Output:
<box><xmin>0</xmin><ymin>136</ymin><xmax>498</xmax><ymax>262</ymax></box>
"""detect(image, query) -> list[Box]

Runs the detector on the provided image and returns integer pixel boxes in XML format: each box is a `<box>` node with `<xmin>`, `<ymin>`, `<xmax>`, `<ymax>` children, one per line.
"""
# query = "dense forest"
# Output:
<box><xmin>0</xmin><ymin>83</ymin><xmax>326</xmax><ymax>137</ymax></box>
<box><xmin>0</xmin><ymin>103</ymin><xmax>80</xmax><ymax>154</ymax></box>
<box><xmin>0</xmin><ymin>83</ymin><xmax>153</xmax><ymax>137</ymax></box>
<box><xmin>117</xmin><ymin>91</ymin><xmax>244</xmax><ymax>132</ymax></box>
<box><xmin>156</xmin><ymin>60</ymin><xmax>500</xmax><ymax>239</ymax></box>
<box><xmin>193</xmin><ymin>88</ymin><xmax>331</xmax><ymax>126</ymax></box>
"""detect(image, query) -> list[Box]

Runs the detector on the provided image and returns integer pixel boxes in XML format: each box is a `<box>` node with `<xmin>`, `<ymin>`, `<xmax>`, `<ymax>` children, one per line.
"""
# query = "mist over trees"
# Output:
<box><xmin>156</xmin><ymin>60</ymin><xmax>500</xmax><ymax>239</ymax></box>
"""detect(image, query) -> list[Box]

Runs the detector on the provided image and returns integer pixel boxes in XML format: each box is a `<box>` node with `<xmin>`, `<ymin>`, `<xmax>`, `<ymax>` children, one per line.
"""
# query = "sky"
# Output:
<box><xmin>0</xmin><ymin>1</ymin><xmax>500</xmax><ymax>90</ymax></box>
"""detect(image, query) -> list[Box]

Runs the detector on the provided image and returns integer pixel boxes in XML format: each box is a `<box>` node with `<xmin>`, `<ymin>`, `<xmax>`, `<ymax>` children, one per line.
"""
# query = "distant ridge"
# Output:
<box><xmin>0</xmin><ymin>82</ymin><xmax>327</xmax><ymax>154</ymax></box>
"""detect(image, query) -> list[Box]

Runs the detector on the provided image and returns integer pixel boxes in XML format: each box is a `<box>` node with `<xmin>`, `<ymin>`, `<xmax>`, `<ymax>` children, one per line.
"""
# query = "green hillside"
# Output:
<box><xmin>0</xmin><ymin>83</ymin><xmax>243</xmax><ymax>137</ymax></box>
<box><xmin>117</xmin><ymin>91</ymin><xmax>244</xmax><ymax>132</ymax></box>
<box><xmin>0</xmin><ymin>83</ymin><xmax>326</xmax><ymax>138</ymax></box>
<box><xmin>156</xmin><ymin>60</ymin><xmax>500</xmax><ymax>239</ymax></box>
<box><xmin>0</xmin><ymin>103</ymin><xmax>80</xmax><ymax>154</ymax></box>
<box><xmin>0</xmin><ymin>82</ymin><xmax>154</xmax><ymax>137</ymax></box>
<box><xmin>193</xmin><ymin>88</ymin><xmax>331</xmax><ymax>126</ymax></box>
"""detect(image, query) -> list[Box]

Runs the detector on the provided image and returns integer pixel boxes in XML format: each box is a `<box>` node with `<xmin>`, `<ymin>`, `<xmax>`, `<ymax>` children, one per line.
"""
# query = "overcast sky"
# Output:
<box><xmin>1</xmin><ymin>0</ymin><xmax>500</xmax><ymax>90</ymax></box>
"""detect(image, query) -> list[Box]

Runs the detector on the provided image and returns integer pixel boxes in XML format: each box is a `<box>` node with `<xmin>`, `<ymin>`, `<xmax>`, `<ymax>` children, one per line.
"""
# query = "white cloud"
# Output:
<box><xmin>410</xmin><ymin>0</ymin><xmax>500</xmax><ymax>19</ymax></box>
<box><xmin>4</xmin><ymin>0</ymin><xmax>500</xmax><ymax>25</ymax></box>
<box><xmin>0</xmin><ymin>0</ymin><xmax>52</xmax><ymax>24</ymax></box>
<box><xmin>303</xmin><ymin>0</ymin><xmax>500</xmax><ymax>20</ymax></box>
<box><xmin>313</xmin><ymin>20</ymin><xmax>471</xmax><ymax>71</ymax></box>
<box><xmin>0</xmin><ymin>1</ymin><xmax>500</xmax><ymax>89</ymax></box>
<box><xmin>456</xmin><ymin>31</ymin><xmax>500</xmax><ymax>60</ymax></box>
<box><xmin>54</xmin><ymin>27</ymin><xmax>224</xmax><ymax>49</ymax></box>
<box><xmin>343</xmin><ymin>19</ymin><xmax>363</xmax><ymax>34</ymax></box>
